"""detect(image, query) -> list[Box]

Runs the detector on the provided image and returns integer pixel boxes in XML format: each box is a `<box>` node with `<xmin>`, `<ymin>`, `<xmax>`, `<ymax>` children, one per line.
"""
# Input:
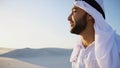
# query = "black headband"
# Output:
<box><xmin>75</xmin><ymin>0</ymin><xmax>105</xmax><ymax>19</ymax></box>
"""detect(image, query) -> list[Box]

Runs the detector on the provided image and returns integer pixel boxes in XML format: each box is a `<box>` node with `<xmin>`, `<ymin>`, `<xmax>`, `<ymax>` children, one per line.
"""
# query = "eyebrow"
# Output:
<box><xmin>72</xmin><ymin>7</ymin><xmax>78</xmax><ymax>11</ymax></box>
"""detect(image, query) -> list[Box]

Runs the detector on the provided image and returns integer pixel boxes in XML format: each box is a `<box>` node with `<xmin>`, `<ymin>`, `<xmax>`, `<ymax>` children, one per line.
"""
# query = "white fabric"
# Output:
<box><xmin>71</xmin><ymin>41</ymin><xmax>100</xmax><ymax>68</ymax></box>
<box><xmin>70</xmin><ymin>0</ymin><xmax>120</xmax><ymax>68</ymax></box>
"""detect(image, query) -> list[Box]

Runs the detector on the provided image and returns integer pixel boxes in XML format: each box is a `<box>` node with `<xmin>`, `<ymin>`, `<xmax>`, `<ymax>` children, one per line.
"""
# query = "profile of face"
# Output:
<box><xmin>68</xmin><ymin>6</ymin><xmax>88</xmax><ymax>35</ymax></box>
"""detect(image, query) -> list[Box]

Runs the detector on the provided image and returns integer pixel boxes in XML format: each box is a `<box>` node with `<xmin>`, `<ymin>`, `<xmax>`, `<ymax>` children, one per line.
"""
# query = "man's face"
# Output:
<box><xmin>68</xmin><ymin>6</ymin><xmax>88</xmax><ymax>35</ymax></box>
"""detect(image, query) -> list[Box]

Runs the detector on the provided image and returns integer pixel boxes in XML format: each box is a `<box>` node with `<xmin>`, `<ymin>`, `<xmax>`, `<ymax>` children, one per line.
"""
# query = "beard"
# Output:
<box><xmin>70</xmin><ymin>13</ymin><xmax>87</xmax><ymax>35</ymax></box>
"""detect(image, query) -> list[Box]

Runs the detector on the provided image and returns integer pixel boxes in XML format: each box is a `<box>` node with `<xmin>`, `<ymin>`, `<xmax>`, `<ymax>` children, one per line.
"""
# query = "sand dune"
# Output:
<box><xmin>0</xmin><ymin>48</ymin><xmax>72</xmax><ymax>58</ymax></box>
<box><xmin>0</xmin><ymin>57</ymin><xmax>45</xmax><ymax>68</ymax></box>
<box><xmin>0</xmin><ymin>48</ymin><xmax>72</xmax><ymax>68</ymax></box>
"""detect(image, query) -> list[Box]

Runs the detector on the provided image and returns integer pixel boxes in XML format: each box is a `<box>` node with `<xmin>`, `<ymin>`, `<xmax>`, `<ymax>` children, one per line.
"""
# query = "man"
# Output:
<box><xmin>68</xmin><ymin>0</ymin><xmax>120</xmax><ymax>68</ymax></box>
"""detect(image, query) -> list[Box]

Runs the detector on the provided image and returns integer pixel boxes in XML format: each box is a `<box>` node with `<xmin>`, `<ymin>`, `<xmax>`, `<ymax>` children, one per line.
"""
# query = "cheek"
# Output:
<box><xmin>72</xmin><ymin>14</ymin><xmax>81</xmax><ymax>24</ymax></box>
<box><xmin>71</xmin><ymin>15</ymin><xmax>75</xmax><ymax>23</ymax></box>
<box><xmin>71</xmin><ymin>15</ymin><xmax>77</xmax><ymax>26</ymax></box>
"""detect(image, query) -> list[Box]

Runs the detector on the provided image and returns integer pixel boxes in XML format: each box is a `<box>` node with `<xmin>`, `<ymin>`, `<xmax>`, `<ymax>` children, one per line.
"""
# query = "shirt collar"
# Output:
<box><xmin>79</xmin><ymin>40</ymin><xmax>95</xmax><ymax>50</ymax></box>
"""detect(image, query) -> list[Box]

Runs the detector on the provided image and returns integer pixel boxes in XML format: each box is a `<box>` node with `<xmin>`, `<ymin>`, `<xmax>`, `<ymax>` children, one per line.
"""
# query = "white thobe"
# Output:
<box><xmin>70</xmin><ymin>35</ymin><xmax>120</xmax><ymax>68</ymax></box>
<box><xmin>71</xmin><ymin>42</ymin><xmax>100</xmax><ymax>68</ymax></box>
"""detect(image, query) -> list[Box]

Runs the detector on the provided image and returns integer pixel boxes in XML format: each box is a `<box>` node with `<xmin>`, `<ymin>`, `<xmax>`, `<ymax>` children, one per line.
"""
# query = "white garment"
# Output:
<box><xmin>70</xmin><ymin>0</ymin><xmax>120</xmax><ymax>68</ymax></box>
<box><xmin>70</xmin><ymin>35</ymin><xmax>120</xmax><ymax>68</ymax></box>
<box><xmin>72</xmin><ymin>41</ymin><xmax>100</xmax><ymax>68</ymax></box>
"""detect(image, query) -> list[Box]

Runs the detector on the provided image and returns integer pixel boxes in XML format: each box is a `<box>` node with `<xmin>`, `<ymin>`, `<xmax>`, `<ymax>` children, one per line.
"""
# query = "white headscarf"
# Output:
<box><xmin>70</xmin><ymin>0</ymin><xmax>120</xmax><ymax>68</ymax></box>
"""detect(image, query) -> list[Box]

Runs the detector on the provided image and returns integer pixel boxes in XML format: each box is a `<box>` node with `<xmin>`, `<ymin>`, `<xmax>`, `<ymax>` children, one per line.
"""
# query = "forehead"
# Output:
<box><xmin>72</xmin><ymin>6</ymin><xmax>78</xmax><ymax>10</ymax></box>
<box><xmin>72</xmin><ymin>5</ymin><xmax>86</xmax><ymax>12</ymax></box>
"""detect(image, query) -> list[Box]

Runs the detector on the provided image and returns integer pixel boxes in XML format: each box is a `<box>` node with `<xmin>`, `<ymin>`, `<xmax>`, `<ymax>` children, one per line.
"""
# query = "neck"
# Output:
<box><xmin>80</xmin><ymin>26</ymin><xmax>95</xmax><ymax>48</ymax></box>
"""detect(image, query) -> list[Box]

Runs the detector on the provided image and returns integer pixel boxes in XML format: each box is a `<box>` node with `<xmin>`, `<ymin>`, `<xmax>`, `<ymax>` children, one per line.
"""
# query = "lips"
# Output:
<box><xmin>70</xmin><ymin>22</ymin><xmax>74</xmax><ymax>27</ymax></box>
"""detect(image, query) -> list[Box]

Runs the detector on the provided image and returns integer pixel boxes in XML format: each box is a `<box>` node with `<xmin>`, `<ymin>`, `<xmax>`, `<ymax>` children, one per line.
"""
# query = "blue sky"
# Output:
<box><xmin>104</xmin><ymin>0</ymin><xmax>120</xmax><ymax>34</ymax></box>
<box><xmin>0</xmin><ymin>0</ymin><xmax>119</xmax><ymax>49</ymax></box>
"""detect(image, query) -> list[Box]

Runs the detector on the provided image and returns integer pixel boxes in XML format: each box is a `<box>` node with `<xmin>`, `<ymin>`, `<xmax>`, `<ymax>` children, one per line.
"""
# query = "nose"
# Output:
<box><xmin>68</xmin><ymin>13</ymin><xmax>72</xmax><ymax>21</ymax></box>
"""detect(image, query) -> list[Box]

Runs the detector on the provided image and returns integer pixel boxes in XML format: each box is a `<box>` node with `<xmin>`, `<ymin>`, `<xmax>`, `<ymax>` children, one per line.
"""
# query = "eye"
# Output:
<box><xmin>72</xmin><ymin>9</ymin><xmax>77</xmax><ymax>13</ymax></box>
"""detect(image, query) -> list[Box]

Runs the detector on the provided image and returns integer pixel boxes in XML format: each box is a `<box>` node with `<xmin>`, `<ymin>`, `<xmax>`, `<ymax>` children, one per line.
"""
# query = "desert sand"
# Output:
<box><xmin>0</xmin><ymin>48</ymin><xmax>72</xmax><ymax>68</ymax></box>
<box><xmin>0</xmin><ymin>57</ymin><xmax>45</xmax><ymax>68</ymax></box>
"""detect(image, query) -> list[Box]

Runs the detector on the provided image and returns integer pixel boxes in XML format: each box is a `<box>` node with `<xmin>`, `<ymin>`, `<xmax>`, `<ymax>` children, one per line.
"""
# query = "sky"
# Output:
<box><xmin>0</xmin><ymin>0</ymin><xmax>120</xmax><ymax>49</ymax></box>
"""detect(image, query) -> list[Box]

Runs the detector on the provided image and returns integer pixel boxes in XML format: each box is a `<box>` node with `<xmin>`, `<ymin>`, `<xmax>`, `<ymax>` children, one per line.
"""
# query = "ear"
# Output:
<box><xmin>87</xmin><ymin>14</ymin><xmax>92</xmax><ymax>20</ymax></box>
<box><xmin>87</xmin><ymin>14</ymin><xmax>94</xmax><ymax>23</ymax></box>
